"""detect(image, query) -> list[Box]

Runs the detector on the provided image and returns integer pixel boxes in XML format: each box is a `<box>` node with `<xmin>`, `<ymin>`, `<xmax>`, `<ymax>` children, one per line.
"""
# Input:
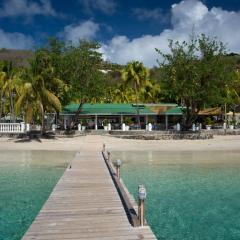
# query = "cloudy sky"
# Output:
<box><xmin>0</xmin><ymin>0</ymin><xmax>240</xmax><ymax>66</ymax></box>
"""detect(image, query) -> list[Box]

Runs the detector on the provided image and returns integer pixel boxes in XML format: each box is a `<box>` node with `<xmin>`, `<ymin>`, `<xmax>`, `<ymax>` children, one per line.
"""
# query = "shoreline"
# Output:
<box><xmin>0</xmin><ymin>135</ymin><xmax>240</xmax><ymax>152</ymax></box>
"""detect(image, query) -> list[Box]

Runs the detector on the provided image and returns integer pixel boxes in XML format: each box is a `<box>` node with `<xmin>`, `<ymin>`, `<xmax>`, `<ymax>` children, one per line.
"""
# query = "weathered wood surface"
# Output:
<box><xmin>23</xmin><ymin>142</ymin><xmax>156</xmax><ymax>239</ymax></box>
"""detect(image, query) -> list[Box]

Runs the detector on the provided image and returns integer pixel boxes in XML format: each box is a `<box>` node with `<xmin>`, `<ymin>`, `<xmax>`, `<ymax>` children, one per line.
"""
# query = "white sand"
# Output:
<box><xmin>0</xmin><ymin>134</ymin><xmax>240</xmax><ymax>152</ymax></box>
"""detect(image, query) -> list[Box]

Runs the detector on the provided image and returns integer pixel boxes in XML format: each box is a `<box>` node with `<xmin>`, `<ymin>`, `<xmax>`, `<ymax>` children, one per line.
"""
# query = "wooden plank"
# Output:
<box><xmin>23</xmin><ymin>140</ymin><xmax>156</xmax><ymax>240</ymax></box>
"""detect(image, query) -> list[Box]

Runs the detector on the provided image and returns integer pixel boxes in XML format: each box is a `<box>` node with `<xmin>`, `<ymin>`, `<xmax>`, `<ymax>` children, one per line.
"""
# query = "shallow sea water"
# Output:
<box><xmin>0</xmin><ymin>150</ymin><xmax>75</xmax><ymax>240</ymax></box>
<box><xmin>112</xmin><ymin>151</ymin><xmax>240</xmax><ymax>240</ymax></box>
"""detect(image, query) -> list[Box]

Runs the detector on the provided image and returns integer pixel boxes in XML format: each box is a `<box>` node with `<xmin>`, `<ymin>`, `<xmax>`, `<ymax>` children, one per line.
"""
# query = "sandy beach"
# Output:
<box><xmin>0</xmin><ymin>134</ymin><xmax>240</xmax><ymax>152</ymax></box>
<box><xmin>1</xmin><ymin>134</ymin><xmax>240</xmax><ymax>240</ymax></box>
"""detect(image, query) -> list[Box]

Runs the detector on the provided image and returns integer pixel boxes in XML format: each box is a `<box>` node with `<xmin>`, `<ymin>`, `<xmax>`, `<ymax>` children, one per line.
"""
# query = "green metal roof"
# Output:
<box><xmin>163</xmin><ymin>107</ymin><xmax>183</xmax><ymax>115</ymax></box>
<box><xmin>145</xmin><ymin>103</ymin><xmax>178</xmax><ymax>107</ymax></box>
<box><xmin>62</xmin><ymin>103</ymin><xmax>155</xmax><ymax>115</ymax></box>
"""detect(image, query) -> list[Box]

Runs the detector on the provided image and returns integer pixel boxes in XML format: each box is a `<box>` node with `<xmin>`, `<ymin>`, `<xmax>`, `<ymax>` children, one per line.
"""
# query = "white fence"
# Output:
<box><xmin>0</xmin><ymin>123</ymin><xmax>25</xmax><ymax>133</ymax></box>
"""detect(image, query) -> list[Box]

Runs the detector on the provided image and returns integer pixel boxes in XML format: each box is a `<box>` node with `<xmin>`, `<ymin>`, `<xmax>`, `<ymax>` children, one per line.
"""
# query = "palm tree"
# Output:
<box><xmin>15</xmin><ymin>59</ymin><xmax>62</xmax><ymax>133</ymax></box>
<box><xmin>140</xmin><ymin>79</ymin><xmax>161</xmax><ymax>103</ymax></box>
<box><xmin>112</xmin><ymin>86</ymin><xmax>136</xmax><ymax>103</ymax></box>
<box><xmin>0</xmin><ymin>62</ymin><xmax>21</xmax><ymax>122</ymax></box>
<box><xmin>224</xmin><ymin>70</ymin><xmax>240</xmax><ymax>125</ymax></box>
<box><xmin>121</xmin><ymin>61</ymin><xmax>149</xmax><ymax>128</ymax></box>
<box><xmin>0</xmin><ymin>71</ymin><xmax>6</xmax><ymax>121</ymax></box>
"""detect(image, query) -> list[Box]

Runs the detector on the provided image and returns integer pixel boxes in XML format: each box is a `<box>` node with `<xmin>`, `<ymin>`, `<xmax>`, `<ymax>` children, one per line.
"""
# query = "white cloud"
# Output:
<box><xmin>133</xmin><ymin>8</ymin><xmax>167</xmax><ymax>21</ymax></box>
<box><xmin>62</xmin><ymin>20</ymin><xmax>100</xmax><ymax>44</ymax></box>
<box><xmin>0</xmin><ymin>29</ymin><xmax>34</xmax><ymax>49</ymax></box>
<box><xmin>101</xmin><ymin>0</ymin><xmax>240</xmax><ymax>67</ymax></box>
<box><xmin>79</xmin><ymin>0</ymin><xmax>117</xmax><ymax>15</ymax></box>
<box><xmin>171</xmin><ymin>0</ymin><xmax>208</xmax><ymax>27</ymax></box>
<box><xmin>0</xmin><ymin>0</ymin><xmax>57</xmax><ymax>18</ymax></box>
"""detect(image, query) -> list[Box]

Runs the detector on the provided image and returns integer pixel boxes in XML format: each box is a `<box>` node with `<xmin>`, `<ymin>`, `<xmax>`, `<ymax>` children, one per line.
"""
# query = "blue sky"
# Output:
<box><xmin>0</xmin><ymin>0</ymin><xmax>240</xmax><ymax>66</ymax></box>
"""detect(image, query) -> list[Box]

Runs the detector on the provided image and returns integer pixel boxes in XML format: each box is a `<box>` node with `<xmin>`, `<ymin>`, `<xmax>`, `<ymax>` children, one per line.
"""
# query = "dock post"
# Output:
<box><xmin>138</xmin><ymin>185</ymin><xmax>147</xmax><ymax>227</ymax></box>
<box><xmin>103</xmin><ymin>143</ymin><xmax>106</xmax><ymax>152</ymax></box>
<box><xmin>107</xmin><ymin>151</ymin><xmax>111</xmax><ymax>162</ymax></box>
<box><xmin>115</xmin><ymin>159</ymin><xmax>122</xmax><ymax>179</ymax></box>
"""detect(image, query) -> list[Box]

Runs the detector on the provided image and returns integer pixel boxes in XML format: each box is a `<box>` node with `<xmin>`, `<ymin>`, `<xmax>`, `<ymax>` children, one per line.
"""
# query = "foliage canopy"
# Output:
<box><xmin>156</xmin><ymin>34</ymin><xmax>236</xmax><ymax>128</ymax></box>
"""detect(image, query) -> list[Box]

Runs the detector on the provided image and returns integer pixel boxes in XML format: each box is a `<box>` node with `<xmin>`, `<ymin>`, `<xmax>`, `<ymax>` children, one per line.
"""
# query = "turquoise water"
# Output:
<box><xmin>112</xmin><ymin>151</ymin><xmax>240</xmax><ymax>240</ymax></box>
<box><xmin>0</xmin><ymin>150</ymin><xmax>75</xmax><ymax>240</ymax></box>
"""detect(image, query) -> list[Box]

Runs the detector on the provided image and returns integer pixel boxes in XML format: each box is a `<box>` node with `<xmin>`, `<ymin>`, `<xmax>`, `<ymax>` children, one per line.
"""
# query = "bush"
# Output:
<box><xmin>124</xmin><ymin>117</ymin><xmax>133</xmax><ymax>125</ymax></box>
<box><xmin>205</xmin><ymin>117</ymin><xmax>214</xmax><ymax>125</ymax></box>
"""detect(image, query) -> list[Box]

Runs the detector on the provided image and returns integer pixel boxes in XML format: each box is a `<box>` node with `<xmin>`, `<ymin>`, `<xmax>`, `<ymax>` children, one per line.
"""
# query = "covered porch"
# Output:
<box><xmin>60</xmin><ymin>103</ymin><xmax>156</xmax><ymax>130</ymax></box>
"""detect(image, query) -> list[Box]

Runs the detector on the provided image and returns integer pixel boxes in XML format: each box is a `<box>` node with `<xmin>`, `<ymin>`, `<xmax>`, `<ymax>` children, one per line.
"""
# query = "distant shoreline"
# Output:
<box><xmin>0</xmin><ymin>135</ymin><xmax>240</xmax><ymax>152</ymax></box>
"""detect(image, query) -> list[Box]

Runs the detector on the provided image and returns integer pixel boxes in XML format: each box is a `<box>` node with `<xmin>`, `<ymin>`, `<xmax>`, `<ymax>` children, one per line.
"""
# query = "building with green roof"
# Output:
<box><xmin>60</xmin><ymin>103</ymin><xmax>183</xmax><ymax>130</ymax></box>
<box><xmin>62</xmin><ymin>103</ymin><xmax>155</xmax><ymax>116</ymax></box>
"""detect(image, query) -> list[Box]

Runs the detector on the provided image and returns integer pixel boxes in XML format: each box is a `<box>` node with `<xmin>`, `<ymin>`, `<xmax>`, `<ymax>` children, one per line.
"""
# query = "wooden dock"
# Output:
<box><xmin>23</xmin><ymin>142</ymin><xmax>156</xmax><ymax>239</ymax></box>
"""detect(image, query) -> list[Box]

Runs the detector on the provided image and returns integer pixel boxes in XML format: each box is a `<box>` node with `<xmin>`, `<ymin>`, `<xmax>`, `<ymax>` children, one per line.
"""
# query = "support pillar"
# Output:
<box><xmin>64</xmin><ymin>116</ymin><xmax>67</xmax><ymax>130</ymax></box>
<box><xmin>95</xmin><ymin>115</ymin><xmax>98</xmax><ymax>130</ymax></box>
<box><xmin>120</xmin><ymin>115</ymin><xmax>123</xmax><ymax>124</ymax></box>
<box><xmin>165</xmin><ymin>115</ymin><xmax>168</xmax><ymax>130</ymax></box>
<box><xmin>224</xmin><ymin>103</ymin><xmax>227</xmax><ymax>123</ymax></box>
<box><xmin>115</xmin><ymin>159</ymin><xmax>122</xmax><ymax>179</ymax></box>
<box><xmin>20</xmin><ymin>122</ymin><xmax>25</xmax><ymax>133</ymax></box>
<box><xmin>145</xmin><ymin>115</ymin><xmax>148</xmax><ymax>124</ymax></box>
<box><xmin>138</xmin><ymin>185</ymin><xmax>147</xmax><ymax>227</ymax></box>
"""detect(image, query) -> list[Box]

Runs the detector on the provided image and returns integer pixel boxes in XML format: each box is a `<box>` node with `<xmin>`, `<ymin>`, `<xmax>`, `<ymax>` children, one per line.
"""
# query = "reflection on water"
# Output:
<box><xmin>112</xmin><ymin>151</ymin><xmax>240</xmax><ymax>240</ymax></box>
<box><xmin>0</xmin><ymin>150</ymin><xmax>75</xmax><ymax>240</ymax></box>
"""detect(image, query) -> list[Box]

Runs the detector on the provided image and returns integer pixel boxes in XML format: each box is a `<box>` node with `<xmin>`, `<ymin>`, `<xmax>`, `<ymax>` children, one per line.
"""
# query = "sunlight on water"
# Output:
<box><xmin>112</xmin><ymin>151</ymin><xmax>240</xmax><ymax>240</ymax></box>
<box><xmin>0</xmin><ymin>150</ymin><xmax>75</xmax><ymax>240</ymax></box>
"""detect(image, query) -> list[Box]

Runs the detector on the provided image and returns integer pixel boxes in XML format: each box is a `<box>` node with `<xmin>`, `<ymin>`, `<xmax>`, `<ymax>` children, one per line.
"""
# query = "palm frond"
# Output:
<box><xmin>25</xmin><ymin>106</ymin><xmax>33</xmax><ymax>123</ymax></box>
<box><xmin>43</xmin><ymin>89</ymin><xmax>61</xmax><ymax>111</ymax></box>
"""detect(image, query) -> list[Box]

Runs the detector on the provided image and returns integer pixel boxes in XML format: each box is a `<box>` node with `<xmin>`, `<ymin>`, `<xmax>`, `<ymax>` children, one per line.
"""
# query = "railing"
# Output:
<box><xmin>102</xmin><ymin>144</ymin><xmax>147</xmax><ymax>227</ymax></box>
<box><xmin>0</xmin><ymin>123</ymin><xmax>25</xmax><ymax>133</ymax></box>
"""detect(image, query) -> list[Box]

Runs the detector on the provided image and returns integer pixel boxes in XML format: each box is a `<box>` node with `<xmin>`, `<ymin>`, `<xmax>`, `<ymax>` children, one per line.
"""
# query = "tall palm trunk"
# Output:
<box><xmin>136</xmin><ymin>100</ymin><xmax>141</xmax><ymax>129</ymax></box>
<box><xmin>0</xmin><ymin>92</ymin><xmax>3</xmax><ymax>123</ymax></box>
<box><xmin>70</xmin><ymin>100</ymin><xmax>85</xmax><ymax>129</ymax></box>
<box><xmin>233</xmin><ymin>105</ymin><xmax>236</xmax><ymax>127</ymax></box>
<box><xmin>40</xmin><ymin>103</ymin><xmax>45</xmax><ymax>134</ymax></box>
<box><xmin>135</xmin><ymin>83</ymin><xmax>141</xmax><ymax>129</ymax></box>
<box><xmin>9</xmin><ymin>91</ymin><xmax>16</xmax><ymax>122</ymax></box>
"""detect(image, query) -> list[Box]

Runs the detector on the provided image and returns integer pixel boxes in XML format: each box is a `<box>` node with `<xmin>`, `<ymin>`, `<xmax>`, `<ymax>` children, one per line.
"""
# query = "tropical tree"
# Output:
<box><xmin>0</xmin><ymin>61</ymin><xmax>21</xmax><ymax>122</ymax></box>
<box><xmin>60</xmin><ymin>40</ymin><xmax>107</xmax><ymax>127</ymax></box>
<box><xmin>0</xmin><ymin>70</ymin><xmax>6</xmax><ymax>120</ymax></box>
<box><xmin>156</xmin><ymin>34</ymin><xmax>235</xmax><ymax>129</ymax></box>
<box><xmin>223</xmin><ymin>70</ymin><xmax>240</xmax><ymax>124</ymax></box>
<box><xmin>113</xmin><ymin>86</ymin><xmax>136</xmax><ymax>103</ymax></box>
<box><xmin>15</xmin><ymin>52</ymin><xmax>62</xmax><ymax>133</ymax></box>
<box><xmin>121</xmin><ymin>61</ymin><xmax>149</xmax><ymax>127</ymax></box>
<box><xmin>140</xmin><ymin>79</ymin><xmax>161</xmax><ymax>103</ymax></box>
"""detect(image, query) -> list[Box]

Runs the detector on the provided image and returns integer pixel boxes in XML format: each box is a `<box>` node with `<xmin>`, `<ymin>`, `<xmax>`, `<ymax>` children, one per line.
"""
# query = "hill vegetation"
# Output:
<box><xmin>0</xmin><ymin>49</ymin><xmax>33</xmax><ymax>67</ymax></box>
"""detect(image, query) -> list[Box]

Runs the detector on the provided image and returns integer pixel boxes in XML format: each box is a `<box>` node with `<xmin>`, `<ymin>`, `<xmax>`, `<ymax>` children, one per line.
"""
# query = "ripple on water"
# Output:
<box><xmin>0</xmin><ymin>150</ymin><xmax>75</xmax><ymax>240</ymax></box>
<box><xmin>112</xmin><ymin>151</ymin><xmax>240</xmax><ymax>240</ymax></box>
